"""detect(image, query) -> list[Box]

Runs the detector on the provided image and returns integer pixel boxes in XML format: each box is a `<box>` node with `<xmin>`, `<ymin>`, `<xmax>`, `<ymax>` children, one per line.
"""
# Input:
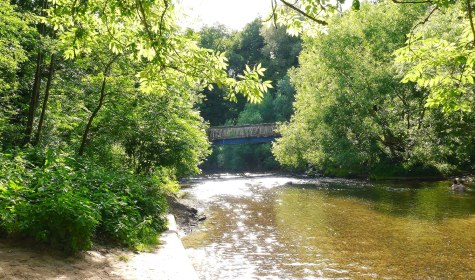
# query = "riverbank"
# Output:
<box><xmin>167</xmin><ymin>193</ymin><xmax>206</xmax><ymax>235</ymax></box>
<box><xmin>0</xmin><ymin>205</ymin><xmax>200</xmax><ymax>279</ymax></box>
<box><xmin>199</xmin><ymin>170</ymin><xmax>473</xmax><ymax>180</ymax></box>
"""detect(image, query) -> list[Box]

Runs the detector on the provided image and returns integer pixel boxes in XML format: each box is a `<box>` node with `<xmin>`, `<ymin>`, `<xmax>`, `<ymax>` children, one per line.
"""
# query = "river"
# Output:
<box><xmin>181</xmin><ymin>174</ymin><xmax>475</xmax><ymax>279</ymax></box>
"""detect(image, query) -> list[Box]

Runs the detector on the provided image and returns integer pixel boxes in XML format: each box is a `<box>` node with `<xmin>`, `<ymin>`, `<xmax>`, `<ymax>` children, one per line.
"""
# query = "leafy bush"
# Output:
<box><xmin>17</xmin><ymin>190</ymin><xmax>101</xmax><ymax>253</ymax></box>
<box><xmin>80</xmin><ymin>169</ymin><xmax>168</xmax><ymax>247</ymax></box>
<box><xmin>0</xmin><ymin>149</ymin><xmax>169</xmax><ymax>254</ymax></box>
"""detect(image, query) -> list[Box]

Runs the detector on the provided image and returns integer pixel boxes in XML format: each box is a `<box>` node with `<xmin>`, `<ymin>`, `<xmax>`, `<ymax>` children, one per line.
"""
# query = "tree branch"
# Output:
<box><xmin>279</xmin><ymin>0</ymin><xmax>328</xmax><ymax>26</ymax></box>
<box><xmin>136</xmin><ymin>0</ymin><xmax>159</xmax><ymax>54</ymax></box>
<box><xmin>467</xmin><ymin>0</ymin><xmax>475</xmax><ymax>45</ymax></box>
<box><xmin>159</xmin><ymin>0</ymin><xmax>169</xmax><ymax>38</ymax></box>
<box><xmin>391</xmin><ymin>0</ymin><xmax>432</xmax><ymax>4</ymax></box>
<box><xmin>262</xmin><ymin>0</ymin><xmax>278</xmax><ymax>28</ymax></box>
<box><xmin>412</xmin><ymin>5</ymin><xmax>438</xmax><ymax>32</ymax></box>
<box><xmin>407</xmin><ymin>5</ymin><xmax>438</xmax><ymax>56</ymax></box>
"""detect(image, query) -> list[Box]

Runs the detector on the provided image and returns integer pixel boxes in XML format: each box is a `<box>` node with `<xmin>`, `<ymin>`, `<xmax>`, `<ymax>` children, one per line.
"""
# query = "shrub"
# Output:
<box><xmin>0</xmin><ymin>149</ymin><xmax>169</xmax><ymax>253</ymax></box>
<box><xmin>82</xmin><ymin>170</ymin><xmax>168</xmax><ymax>247</ymax></box>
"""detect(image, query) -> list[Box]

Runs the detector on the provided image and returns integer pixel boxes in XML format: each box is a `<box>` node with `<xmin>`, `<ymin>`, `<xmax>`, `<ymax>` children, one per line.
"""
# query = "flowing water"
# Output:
<box><xmin>182</xmin><ymin>175</ymin><xmax>475</xmax><ymax>279</ymax></box>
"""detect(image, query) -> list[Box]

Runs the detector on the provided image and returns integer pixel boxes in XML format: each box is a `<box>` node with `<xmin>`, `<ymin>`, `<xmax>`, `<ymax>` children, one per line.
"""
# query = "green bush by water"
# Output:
<box><xmin>0</xmin><ymin>149</ymin><xmax>168</xmax><ymax>254</ymax></box>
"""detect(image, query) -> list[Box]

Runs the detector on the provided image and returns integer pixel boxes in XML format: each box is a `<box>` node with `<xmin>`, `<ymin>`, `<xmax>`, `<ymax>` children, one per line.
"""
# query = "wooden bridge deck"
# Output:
<box><xmin>208</xmin><ymin>123</ymin><xmax>279</xmax><ymax>142</ymax></box>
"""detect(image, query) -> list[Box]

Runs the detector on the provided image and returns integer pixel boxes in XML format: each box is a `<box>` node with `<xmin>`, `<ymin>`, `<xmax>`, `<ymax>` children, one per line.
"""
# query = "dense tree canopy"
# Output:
<box><xmin>271</xmin><ymin>0</ymin><xmax>475</xmax><ymax>113</ymax></box>
<box><xmin>273</xmin><ymin>1</ymin><xmax>475</xmax><ymax>177</ymax></box>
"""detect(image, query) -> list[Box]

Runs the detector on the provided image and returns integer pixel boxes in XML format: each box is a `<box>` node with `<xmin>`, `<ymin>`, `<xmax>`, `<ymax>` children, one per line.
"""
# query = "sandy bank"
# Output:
<box><xmin>0</xmin><ymin>200</ymin><xmax>200</xmax><ymax>280</ymax></box>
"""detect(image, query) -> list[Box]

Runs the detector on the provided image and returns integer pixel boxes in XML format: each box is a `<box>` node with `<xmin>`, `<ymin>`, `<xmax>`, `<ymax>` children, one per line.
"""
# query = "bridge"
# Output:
<box><xmin>208</xmin><ymin>123</ymin><xmax>280</xmax><ymax>145</ymax></box>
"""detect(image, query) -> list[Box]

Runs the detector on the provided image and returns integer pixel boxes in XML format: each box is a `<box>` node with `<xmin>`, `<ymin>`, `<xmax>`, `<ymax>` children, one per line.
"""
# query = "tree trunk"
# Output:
<box><xmin>78</xmin><ymin>75</ymin><xmax>107</xmax><ymax>156</ymax></box>
<box><xmin>33</xmin><ymin>54</ymin><xmax>55</xmax><ymax>145</ymax></box>
<box><xmin>78</xmin><ymin>56</ymin><xmax>118</xmax><ymax>156</ymax></box>
<box><xmin>24</xmin><ymin>0</ymin><xmax>48</xmax><ymax>145</ymax></box>
<box><xmin>24</xmin><ymin>51</ymin><xmax>43</xmax><ymax>144</ymax></box>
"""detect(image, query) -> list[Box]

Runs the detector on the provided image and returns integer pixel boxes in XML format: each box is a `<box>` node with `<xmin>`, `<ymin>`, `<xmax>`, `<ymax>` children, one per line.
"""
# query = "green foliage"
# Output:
<box><xmin>197</xmin><ymin>21</ymin><xmax>268</xmax><ymax>126</ymax></box>
<box><xmin>0</xmin><ymin>151</ymin><xmax>100</xmax><ymax>253</ymax></box>
<box><xmin>82</xmin><ymin>74</ymin><xmax>211</xmax><ymax>176</ymax></box>
<box><xmin>0</xmin><ymin>0</ymin><xmax>242</xmax><ymax>253</ymax></box>
<box><xmin>0</xmin><ymin>149</ymin><xmax>168</xmax><ymax>253</ymax></box>
<box><xmin>274</xmin><ymin>1</ymin><xmax>475</xmax><ymax>177</ymax></box>
<box><xmin>273</xmin><ymin>76</ymin><xmax>296</xmax><ymax>121</ymax></box>
<box><xmin>46</xmin><ymin>0</ymin><xmax>271</xmax><ymax>103</ymax></box>
<box><xmin>197</xmin><ymin>21</ymin><xmax>300</xmax><ymax>172</ymax></box>
<box><xmin>0</xmin><ymin>0</ymin><xmax>34</xmax><ymax>146</ymax></box>
<box><xmin>272</xmin><ymin>0</ymin><xmax>342</xmax><ymax>36</ymax></box>
<box><xmin>395</xmin><ymin>3</ymin><xmax>475</xmax><ymax>112</ymax></box>
<box><xmin>0</xmin><ymin>0</ymin><xmax>30</xmax><ymax>93</ymax></box>
<box><xmin>273</xmin><ymin>0</ymin><xmax>475</xmax><ymax>114</ymax></box>
<box><xmin>80</xmin><ymin>168</ymin><xmax>168</xmax><ymax>247</ymax></box>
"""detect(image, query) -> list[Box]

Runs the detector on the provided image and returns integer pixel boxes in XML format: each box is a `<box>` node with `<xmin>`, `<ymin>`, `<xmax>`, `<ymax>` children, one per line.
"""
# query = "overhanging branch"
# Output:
<box><xmin>391</xmin><ymin>0</ymin><xmax>432</xmax><ymax>4</ymax></box>
<box><xmin>279</xmin><ymin>0</ymin><xmax>328</xmax><ymax>26</ymax></box>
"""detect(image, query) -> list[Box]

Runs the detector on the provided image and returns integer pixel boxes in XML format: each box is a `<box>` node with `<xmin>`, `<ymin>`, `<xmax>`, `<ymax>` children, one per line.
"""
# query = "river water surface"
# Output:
<box><xmin>182</xmin><ymin>175</ymin><xmax>475</xmax><ymax>279</ymax></box>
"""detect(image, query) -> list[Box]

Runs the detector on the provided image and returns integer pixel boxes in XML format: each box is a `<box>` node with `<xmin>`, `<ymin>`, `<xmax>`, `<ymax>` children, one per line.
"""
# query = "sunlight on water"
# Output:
<box><xmin>186</xmin><ymin>174</ymin><xmax>302</xmax><ymax>201</ymax></box>
<box><xmin>182</xmin><ymin>175</ymin><xmax>475</xmax><ymax>279</ymax></box>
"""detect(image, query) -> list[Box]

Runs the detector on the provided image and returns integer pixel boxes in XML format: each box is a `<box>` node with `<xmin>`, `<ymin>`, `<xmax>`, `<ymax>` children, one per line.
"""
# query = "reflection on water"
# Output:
<box><xmin>182</xmin><ymin>175</ymin><xmax>475</xmax><ymax>279</ymax></box>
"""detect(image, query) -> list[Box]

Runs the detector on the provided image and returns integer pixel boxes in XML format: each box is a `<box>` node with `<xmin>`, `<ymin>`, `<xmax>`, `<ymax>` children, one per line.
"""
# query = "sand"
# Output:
<box><xmin>0</xmin><ymin>241</ymin><xmax>139</xmax><ymax>280</ymax></box>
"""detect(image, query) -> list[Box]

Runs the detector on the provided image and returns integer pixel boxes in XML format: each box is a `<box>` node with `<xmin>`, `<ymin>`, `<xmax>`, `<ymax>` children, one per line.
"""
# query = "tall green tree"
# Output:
<box><xmin>274</xmin><ymin>2</ymin><xmax>475</xmax><ymax>177</ymax></box>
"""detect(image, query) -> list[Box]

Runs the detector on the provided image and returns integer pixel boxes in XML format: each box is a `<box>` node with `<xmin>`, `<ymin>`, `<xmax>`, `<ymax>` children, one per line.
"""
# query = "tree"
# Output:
<box><xmin>273</xmin><ymin>76</ymin><xmax>296</xmax><ymax>121</ymax></box>
<box><xmin>195</xmin><ymin>25</ymin><xmax>247</xmax><ymax>126</ymax></box>
<box><xmin>0</xmin><ymin>0</ymin><xmax>275</xmax><ymax>252</ymax></box>
<box><xmin>269</xmin><ymin>0</ymin><xmax>475</xmax><ymax>113</ymax></box>
<box><xmin>42</xmin><ymin>0</ymin><xmax>271</xmax><ymax>156</ymax></box>
<box><xmin>260</xmin><ymin>24</ymin><xmax>301</xmax><ymax>82</ymax></box>
<box><xmin>0</xmin><ymin>0</ymin><xmax>33</xmax><ymax>146</ymax></box>
<box><xmin>273</xmin><ymin>2</ymin><xmax>475</xmax><ymax>177</ymax></box>
<box><xmin>395</xmin><ymin>2</ymin><xmax>475</xmax><ymax>112</ymax></box>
